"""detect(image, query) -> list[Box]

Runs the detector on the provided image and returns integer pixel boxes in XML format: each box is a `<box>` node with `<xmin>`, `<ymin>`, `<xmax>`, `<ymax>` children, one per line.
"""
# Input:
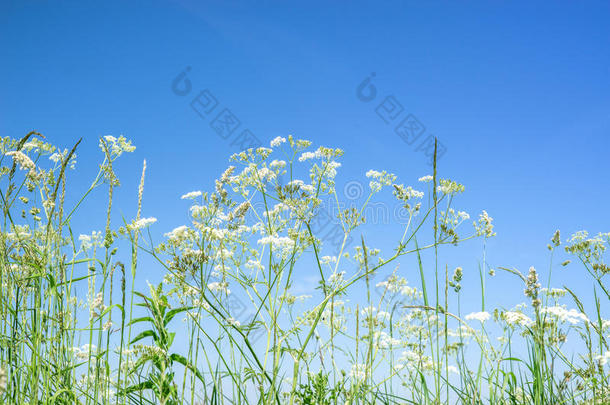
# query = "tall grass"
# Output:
<box><xmin>0</xmin><ymin>132</ymin><xmax>608</xmax><ymax>404</ymax></box>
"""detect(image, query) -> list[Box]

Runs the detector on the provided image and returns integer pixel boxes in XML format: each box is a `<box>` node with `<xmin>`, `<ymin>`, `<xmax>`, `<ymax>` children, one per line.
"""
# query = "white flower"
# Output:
<box><xmin>5</xmin><ymin>151</ymin><xmax>37</xmax><ymax>179</ymax></box>
<box><xmin>164</xmin><ymin>225</ymin><xmax>191</xmax><ymax>242</ymax></box>
<box><xmin>100</xmin><ymin>135</ymin><xmax>135</xmax><ymax>155</ymax></box>
<box><xmin>227</xmin><ymin>317</ymin><xmax>241</xmax><ymax>327</ymax></box>
<box><xmin>181</xmin><ymin>191</ymin><xmax>202</xmax><ymax>199</ymax></box>
<box><xmin>540</xmin><ymin>306</ymin><xmax>589</xmax><ymax>324</ymax></box>
<box><xmin>127</xmin><ymin>217</ymin><xmax>157</xmax><ymax>231</ymax></box>
<box><xmin>374</xmin><ymin>331</ymin><xmax>402</xmax><ymax>349</ymax></box>
<box><xmin>437</xmin><ymin>179</ymin><xmax>465</xmax><ymax>194</ymax></box>
<box><xmin>49</xmin><ymin>152</ymin><xmax>62</xmax><ymax>163</ymax></box>
<box><xmin>73</xmin><ymin>344</ymin><xmax>96</xmax><ymax>361</ymax></box>
<box><xmin>298</xmin><ymin>151</ymin><xmax>320</xmax><ymax>162</ymax></box>
<box><xmin>365</xmin><ymin>170</ymin><xmax>396</xmax><ymax>192</ymax></box>
<box><xmin>79</xmin><ymin>231</ymin><xmax>103</xmax><ymax>251</ymax></box>
<box><xmin>269</xmin><ymin>159</ymin><xmax>286</xmax><ymax>169</ymax></box>
<box><xmin>465</xmin><ymin>311</ymin><xmax>490</xmax><ymax>322</ymax></box>
<box><xmin>503</xmin><ymin>311</ymin><xmax>534</xmax><ymax>327</ymax></box>
<box><xmin>257</xmin><ymin>235</ymin><xmax>296</xmax><ymax>257</ymax></box>
<box><xmin>418</xmin><ymin>175</ymin><xmax>433</xmax><ymax>183</ymax></box>
<box><xmin>349</xmin><ymin>363</ymin><xmax>366</xmax><ymax>380</ymax></box>
<box><xmin>594</xmin><ymin>351</ymin><xmax>610</xmax><ymax>366</ymax></box>
<box><xmin>270</xmin><ymin>136</ymin><xmax>286</xmax><ymax>147</ymax></box>
<box><xmin>208</xmin><ymin>281</ymin><xmax>231</xmax><ymax>295</ymax></box>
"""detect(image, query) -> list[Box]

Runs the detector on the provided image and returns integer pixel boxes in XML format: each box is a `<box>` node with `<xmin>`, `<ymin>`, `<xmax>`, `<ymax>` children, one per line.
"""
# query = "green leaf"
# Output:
<box><xmin>169</xmin><ymin>353</ymin><xmax>205</xmax><ymax>384</ymax></box>
<box><xmin>164</xmin><ymin>306</ymin><xmax>193</xmax><ymax>326</ymax></box>
<box><xmin>129</xmin><ymin>316</ymin><xmax>155</xmax><ymax>326</ymax></box>
<box><xmin>130</xmin><ymin>329</ymin><xmax>158</xmax><ymax>345</ymax></box>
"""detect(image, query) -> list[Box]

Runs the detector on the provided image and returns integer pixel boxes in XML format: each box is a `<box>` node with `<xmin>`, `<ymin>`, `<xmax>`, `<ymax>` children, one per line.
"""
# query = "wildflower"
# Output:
<box><xmin>540</xmin><ymin>288</ymin><xmax>566</xmax><ymax>298</ymax></box>
<box><xmin>90</xmin><ymin>292</ymin><xmax>105</xmax><ymax>318</ymax></box>
<box><xmin>269</xmin><ymin>159</ymin><xmax>286</xmax><ymax>169</ymax></box>
<box><xmin>207</xmin><ymin>281</ymin><xmax>230</xmax><ymax>295</ymax></box>
<box><xmin>127</xmin><ymin>217</ymin><xmax>157</xmax><ymax>231</ymax></box>
<box><xmin>270</xmin><ymin>136</ymin><xmax>286</xmax><ymax>147</ymax></box>
<box><xmin>595</xmin><ymin>351</ymin><xmax>610</xmax><ymax>367</ymax></box>
<box><xmin>320</xmin><ymin>256</ymin><xmax>337</xmax><ymax>265</ymax></box>
<box><xmin>349</xmin><ymin>363</ymin><xmax>366</xmax><ymax>380</ymax></box>
<box><xmin>298</xmin><ymin>151</ymin><xmax>320</xmax><ymax>162</ymax></box>
<box><xmin>541</xmin><ymin>306</ymin><xmax>589</xmax><ymax>324</ymax></box>
<box><xmin>329</xmin><ymin>271</ymin><xmax>346</xmax><ymax>284</ymax></box>
<box><xmin>99</xmin><ymin>135</ymin><xmax>136</xmax><ymax>156</ymax></box>
<box><xmin>164</xmin><ymin>225</ymin><xmax>191</xmax><ymax>243</ymax></box>
<box><xmin>374</xmin><ymin>331</ymin><xmax>402</xmax><ymax>349</ymax></box>
<box><xmin>366</xmin><ymin>170</ymin><xmax>396</xmax><ymax>193</ymax></box>
<box><xmin>437</xmin><ymin>179</ymin><xmax>465</xmax><ymax>194</ymax></box>
<box><xmin>257</xmin><ymin>235</ymin><xmax>296</xmax><ymax>257</ymax></box>
<box><xmin>393</xmin><ymin>184</ymin><xmax>424</xmax><ymax>201</ymax></box>
<box><xmin>5</xmin><ymin>150</ymin><xmax>38</xmax><ymax>180</ymax></box>
<box><xmin>226</xmin><ymin>317</ymin><xmax>241</xmax><ymax>327</ymax></box>
<box><xmin>418</xmin><ymin>175</ymin><xmax>433</xmax><ymax>183</ymax></box>
<box><xmin>181</xmin><ymin>191</ymin><xmax>202</xmax><ymax>199</ymax></box>
<box><xmin>79</xmin><ymin>231</ymin><xmax>103</xmax><ymax>251</ymax></box>
<box><xmin>447</xmin><ymin>365</ymin><xmax>459</xmax><ymax>375</ymax></box>
<box><xmin>503</xmin><ymin>311</ymin><xmax>534</xmax><ymax>327</ymax></box>
<box><xmin>475</xmin><ymin>210</ymin><xmax>496</xmax><ymax>237</ymax></box>
<box><xmin>73</xmin><ymin>345</ymin><xmax>96</xmax><ymax>361</ymax></box>
<box><xmin>465</xmin><ymin>311</ymin><xmax>490</xmax><ymax>322</ymax></box>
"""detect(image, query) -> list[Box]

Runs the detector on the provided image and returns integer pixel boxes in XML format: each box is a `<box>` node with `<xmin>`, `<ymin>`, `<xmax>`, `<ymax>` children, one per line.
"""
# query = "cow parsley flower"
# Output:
<box><xmin>595</xmin><ymin>351</ymin><xmax>610</xmax><ymax>366</ymax></box>
<box><xmin>298</xmin><ymin>151</ymin><xmax>320</xmax><ymax>162</ymax></box>
<box><xmin>465</xmin><ymin>311</ymin><xmax>490</xmax><ymax>322</ymax></box>
<box><xmin>270</xmin><ymin>136</ymin><xmax>286</xmax><ymax>147</ymax></box>
<box><xmin>541</xmin><ymin>306</ymin><xmax>589</xmax><ymax>324</ymax></box>
<box><xmin>181</xmin><ymin>191</ymin><xmax>202</xmax><ymax>199</ymax></box>
<box><xmin>349</xmin><ymin>363</ymin><xmax>366</xmax><ymax>380</ymax></box>
<box><xmin>127</xmin><ymin>217</ymin><xmax>157</xmax><ymax>231</ymax></box>
<box><xmin>503</xmin><ymin>311</ymin><xmax>534</xmax><ymax>328</ymax></box>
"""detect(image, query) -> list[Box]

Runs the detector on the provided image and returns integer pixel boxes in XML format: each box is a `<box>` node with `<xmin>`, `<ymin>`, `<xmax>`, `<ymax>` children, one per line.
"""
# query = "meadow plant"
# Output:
<box><xmin>0</xmin><ymin>132</ymin><xmax>609</xmax><ymax>404</ymax></box>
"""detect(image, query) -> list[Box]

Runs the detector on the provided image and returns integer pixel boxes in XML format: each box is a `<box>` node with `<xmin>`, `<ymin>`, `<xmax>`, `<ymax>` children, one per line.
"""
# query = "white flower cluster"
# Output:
<box><xmin>73</xmin><ymin>344</ymin><xmax>96</xmax><ymax>361</ymax></box>
<box><xmin>5</xmin><ymin>151</ymin><xmax>38</xmax><ymax>180</ymax></box>
<box><xmin>594</xmin><ymin>351</ymin><xmax>610</xmax><ymax>366</ymax></box>
<box><xmin>208</xmin><ymin>281</ymin><xmax>230</xmax><ymax>295</ymax></box>
<box><xmin>79</xmin><ymin>231</ymin><xmax>103</xmax><ymax>251</ymax></box>
<box><xmin>360</xmin><ymin>306</ymin><xmax>390</xmax><ymax>323</ymax></box>
<box><xmin>348</xmin><ymin>363</ymin><xmax>367</xmax><ymax>380</ymax></box>
<box><xmin>270</xmin><ymin>136</ymin><xmax>286</xmax><ymax>148</ymax></box>
<box><xmin>181</xmin><ymin>191</ymin><xmax>202</xmax><ymax>199</ymax></box>
<box><xmin>376</xmin><ymin>275</ymin><xmax>420</xmax><ymax>300</ymax></box>
<box><xmin>475</xmin><ymin>210</ymin><xmax>495</xmax><ymax>238</ymax></box>
<box><xmin>298</xmin><ymin>151</ymin><xmax>321</xmax><ymax>162</ymax></box>
<box><xmin>164</xmin><ymin>225</ymin><xmax>191</xmax><ymax>243</ymax></box>
<box><xmin>366</xmin><ymin>170</ymin><xmax>396</xmax><ymax>193</ymax></box>
<box><xmin>99</xmin><ymin>135</ymin><xmax>136</xmax><ymax>156</ymax></box>
<box><xmin>257</xmin><ymin>235</ymin><xmax>296</xmax><ymax>257</ymax></box>
<box><xmin>437</xmin><ymin>179</ymin><xmax>465</xmax><ymax>194</ymax></box>
<box><xmin>465</xmin><ymin>311</ymin><xmax>491</xmax><ymax>323</ymax></box>
<box><xmin>540</xmin><ymin>306</ymin><xmax>589</xmax><ymax>324</ymax></box>
<box><xmin>127</xmin><ymin>217</ymin><xmax>157</xmax><ymax>231</ymax></box>
<box><xmin>503</xmin><ymin>311</ymin><xmax>534</xmax><ymax>327</ymax></box>
<box><xmin>374</xmin><ymin>330</ymin><xmax>402</xmax><ymax>349</ymax></box>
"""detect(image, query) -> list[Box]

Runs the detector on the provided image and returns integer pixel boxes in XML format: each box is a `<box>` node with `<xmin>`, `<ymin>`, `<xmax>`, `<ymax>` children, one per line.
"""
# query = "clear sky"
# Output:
<box><xmin>1</xmin><ymin>1</ymin><xmax>609</xmax><ymax>315</ymax></box>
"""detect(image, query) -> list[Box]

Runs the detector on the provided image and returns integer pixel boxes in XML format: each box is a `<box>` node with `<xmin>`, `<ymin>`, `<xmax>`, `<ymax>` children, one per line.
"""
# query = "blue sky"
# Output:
<box><xmin>1</xmin><ymin>0</ymin><xmax>609</xmax><ymax>315</ymax></box>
